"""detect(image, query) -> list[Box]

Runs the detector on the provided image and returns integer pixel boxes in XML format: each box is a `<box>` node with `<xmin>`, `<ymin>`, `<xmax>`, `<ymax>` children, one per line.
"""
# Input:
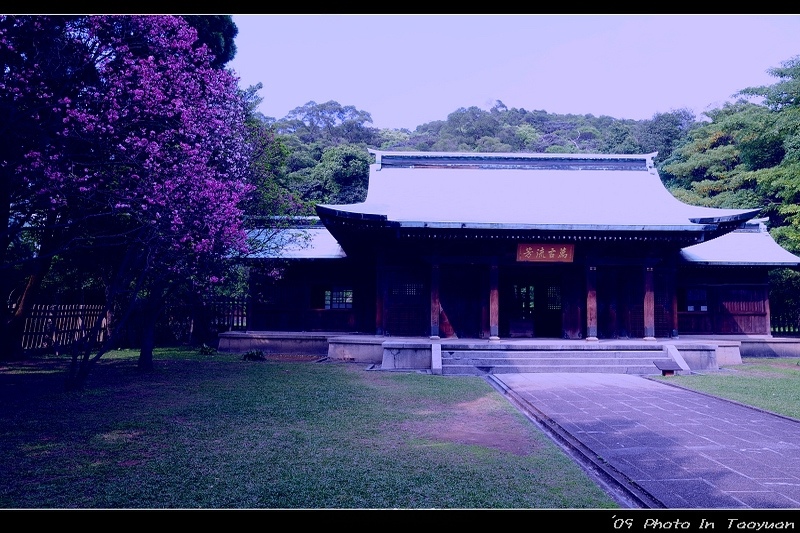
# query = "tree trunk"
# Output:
<box><xmin>3</xmin><ymin>257</ymin><xmax>53</xmax><ymax>359</ymax></box>
<box><xmin>65</xmin><ymin>353</ymin><xmax>92</xmax><ymax>391</ymax></box>
<box><xmin>137</xmin><ymin>288</ymin><xmax>167</xmax><ymax>372</ymax></box>
<box><xmin>3</xmin><ymin>210</ymin><xmax>60</xmax><ymax>360</ymax></box>
<box><xmin>138</xmin><ymin>310</ymin><xmax>156</xmax><ymax>372</ymax></box>
<box><xmin>2</xmin><ymin>315</ymin><xmax>25</xmax><ymax>360</ymax></box>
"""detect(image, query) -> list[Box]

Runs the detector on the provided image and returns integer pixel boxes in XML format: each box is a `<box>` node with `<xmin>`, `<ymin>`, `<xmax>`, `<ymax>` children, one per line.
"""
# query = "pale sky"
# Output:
<box><xmin>228</xmin><ymin>14</ymin><xmax>800</xmax><ymax>130</ymax></box>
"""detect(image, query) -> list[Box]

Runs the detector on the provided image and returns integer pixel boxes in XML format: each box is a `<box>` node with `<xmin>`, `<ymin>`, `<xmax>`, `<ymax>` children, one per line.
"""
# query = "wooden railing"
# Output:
<box><xmin>208</xmin><ymin>298</ymin><xmax>247</xmax><ymax>332</ymax></box>
<box><xmin>18</xmin><ymin>304</ymin><xmax>108</xmax><ymax>352</ymax></box>
<box><xmin>771</xmin><ymin>312</ymin><xmax>800</xmax><ymax>336</ymax></box>
<box><xmin>12</xmin><ymin>298</ymin><xmax>248</xmax><ymax>352</ymax></box>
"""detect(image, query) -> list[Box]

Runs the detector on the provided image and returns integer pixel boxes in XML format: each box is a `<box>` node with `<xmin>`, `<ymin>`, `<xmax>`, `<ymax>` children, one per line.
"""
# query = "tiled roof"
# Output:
<box><xmin>680</xmin><ymin>220</ymin><xmax>800</xmax><ymax>266</ymax></box>
<box><xmin>246</xmin><ymin>225</ymin><xmax>346</xmax><ymax>259</ymax></box>
<box><xmin>316</xmin><ymin>151</ymin><xmax>759</xmax><ymax>232</ymax></box>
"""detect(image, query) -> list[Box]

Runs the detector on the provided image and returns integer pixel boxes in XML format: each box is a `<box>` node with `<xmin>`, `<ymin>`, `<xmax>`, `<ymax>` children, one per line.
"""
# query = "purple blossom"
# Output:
<box><xmin>2</xmin><ymin>15</ymin><xmax>253</xmax><ymax>271</ymax></box>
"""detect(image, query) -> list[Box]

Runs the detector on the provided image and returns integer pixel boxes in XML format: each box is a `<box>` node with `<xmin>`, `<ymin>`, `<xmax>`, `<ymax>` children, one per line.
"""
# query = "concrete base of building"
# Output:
<box><xmin>217</xmin><ymin>331</ymin><xmax>800</xmax><ymax>374</ymax></box>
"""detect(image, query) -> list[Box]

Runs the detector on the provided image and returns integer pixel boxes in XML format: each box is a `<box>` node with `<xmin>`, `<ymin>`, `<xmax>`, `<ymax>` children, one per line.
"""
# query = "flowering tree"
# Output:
<box><xmin>0</xmin><ymin>15</ymin><xmax>252</xmax><ymax>387</ymax></box>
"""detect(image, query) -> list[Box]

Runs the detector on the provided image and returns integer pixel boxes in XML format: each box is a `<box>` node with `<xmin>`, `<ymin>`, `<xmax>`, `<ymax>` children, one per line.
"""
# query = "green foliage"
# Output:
<box><xmin>198</xmin><ymin>343</ymin><xmax>217</xmax><ymax>355</ymax></box>
<box><xmin>514</xmin><ymin>123</ymin><xmax>540</xmax><ymax>150</ymax></box>
<box><xmin>314</xmin><ymin>144</ymin><xmax>371</xmax><ymax>204</ymax></box>
<box><xmin>280</xmin><ymin>143</ymin><xmax>370</xmax><ymax>207</ymax></box>
<box><xmin>769</xmin><ymin>268</ymin><xmax>800</xmax><ymax>326</ymax></box>
<box><xmin>664</xmin><ymin>55</ymin><xmax>800</xmax><ymax>258</ymax></box>
<box><xmin>276</xmin><ymin>100</ymin><xmax>378</xmax><ymax>147</ymax></box>
<box><xmin>598</xmin><ymin>121</ymin><xmax>643</xmax><ymax>154</ymax></box>
<box><xmin>475</xmin><ymin>136</ymin><xmax>513</xmax><ymax>152</ymax></box>
<box><xmin>738</xmin><ymin>55</ymin><xmax>800</xmax><ymax>111</ymax></box>
<box><xmin>241</xmin><ymin>349</ymin><xmax>265</xmax><ymax>360</ymax></box>
<box><xmin>181</xmin><ymin>15</ymin><xmax>238</xmax><ymax>68</ymax></box>
<box><xmin>377</xmin><ymin>127</ymin><xmax>411</xmax><ymax>150</ymax></box>
<box><xmin>638</xmin><ymin>109</ymin><xmax>698</xmax><ymax>165</ymax></box>
<box><xmin>662</xmin><ymin>101</ymin><xmax>769</xmax><ymax>203</ymax></box>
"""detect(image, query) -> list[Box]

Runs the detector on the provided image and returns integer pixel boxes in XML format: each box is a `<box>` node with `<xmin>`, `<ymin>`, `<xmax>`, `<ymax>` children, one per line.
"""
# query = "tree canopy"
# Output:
<box><xmin>663</xmin><ymin>55</ymin><xmax>800</xmax><ymax>253</ymax></box>
<box><xmin>1</xmin><ymin>15</ymin><xmax>253</xmax><ymax>387</ymax></box>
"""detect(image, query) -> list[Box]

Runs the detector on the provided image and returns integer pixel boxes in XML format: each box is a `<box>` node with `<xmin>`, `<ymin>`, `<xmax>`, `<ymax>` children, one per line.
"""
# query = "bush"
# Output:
<box><xmin>198</xmin><ymin>343</ymin><xmax>217</xmax><ymax>355</ymax></box>
<box><xmin>242</xmin><ymin>350</ymin><xmax>266</xmax><ymax>361</ymax></box>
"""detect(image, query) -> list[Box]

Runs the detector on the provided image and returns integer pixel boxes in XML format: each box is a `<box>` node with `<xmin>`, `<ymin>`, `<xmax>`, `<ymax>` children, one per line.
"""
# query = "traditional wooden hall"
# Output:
<box><xmin>223</xmin><ymin>150</ymin><xmax>800</xmax><ymax>374</ymax></box>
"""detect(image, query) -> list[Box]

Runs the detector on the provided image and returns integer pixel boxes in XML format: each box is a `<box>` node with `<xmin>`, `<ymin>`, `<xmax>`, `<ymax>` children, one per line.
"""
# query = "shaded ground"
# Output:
<box><xmin>241</xmin><ymin>354</ymin><xmax>538</xmax><ymax>454</ymax></box>
<box><xmin>1</xmin><ymin>351</ymin><xmax>617</xmax><ymax>509</ymax></box>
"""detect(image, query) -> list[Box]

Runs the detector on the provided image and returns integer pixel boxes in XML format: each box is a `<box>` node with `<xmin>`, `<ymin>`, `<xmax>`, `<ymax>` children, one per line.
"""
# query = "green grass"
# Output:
<box><xmin>0</xmin><ymin>348</ymin><xmax>618</xmax><ymax>509</ymax></box>
<box><xmin>653</xmin><ymin>357</ymin><xmax>800</xmax><ymax>420</ymax></box>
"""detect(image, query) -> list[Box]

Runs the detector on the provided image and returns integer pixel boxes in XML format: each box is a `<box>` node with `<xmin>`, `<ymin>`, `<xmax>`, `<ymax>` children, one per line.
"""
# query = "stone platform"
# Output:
<box><xmin>213</xmin><ymin>331</ymin><xmax>800</xmax><ymax>375</ymax></box>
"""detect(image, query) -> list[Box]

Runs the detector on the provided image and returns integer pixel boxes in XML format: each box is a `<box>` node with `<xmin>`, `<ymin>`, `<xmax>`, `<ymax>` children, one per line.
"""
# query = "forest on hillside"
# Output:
<box><xmin>254</xmin><ymin>99</ymin><xmax>697</xmax><ymax>215</ymax></box>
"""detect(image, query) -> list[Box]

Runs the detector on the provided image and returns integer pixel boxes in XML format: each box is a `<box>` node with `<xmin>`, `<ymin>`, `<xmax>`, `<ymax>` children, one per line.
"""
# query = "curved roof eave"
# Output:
<box><xmin>680</xmin><ymin>227</ymin><xmax>800</xmax><ymax>267</ymax></box>
<box><xmin>688</xmin><ymin>209</ymin><xmax>762</xmax><ymax>225</ymax></box>
<box><xmin>316</xmin><ymin>204</ymin><xmax>387</xmax><ymax>222</ymax></box>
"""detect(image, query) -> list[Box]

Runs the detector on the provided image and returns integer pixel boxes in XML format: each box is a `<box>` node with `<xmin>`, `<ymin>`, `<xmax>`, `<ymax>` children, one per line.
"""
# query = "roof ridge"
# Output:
<box><xmin>369</xmin><ymin>150</ymin><xmax>657</xmax><ymax>172</ymax></box>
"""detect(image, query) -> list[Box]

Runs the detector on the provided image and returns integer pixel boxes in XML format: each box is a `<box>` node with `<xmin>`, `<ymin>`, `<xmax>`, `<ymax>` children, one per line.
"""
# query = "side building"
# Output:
<box><xmin>244</xmin><ymin>150</ymin><xmax>800</xmax><ymax>344</ymax></box>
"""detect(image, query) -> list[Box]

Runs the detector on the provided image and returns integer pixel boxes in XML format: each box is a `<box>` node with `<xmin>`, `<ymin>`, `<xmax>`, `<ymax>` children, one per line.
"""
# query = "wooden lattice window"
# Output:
<box><xmin>312</xmin><ymin>286</ymin><xmax>353</xmax><ymax>310</ymax></box>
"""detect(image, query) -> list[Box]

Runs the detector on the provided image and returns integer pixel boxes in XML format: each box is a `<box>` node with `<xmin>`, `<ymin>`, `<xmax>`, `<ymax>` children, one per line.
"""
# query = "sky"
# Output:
<box><xmin>228</xmin><ymin>15</ymin><xmax>800</xmax><ymax>130</ymax></box>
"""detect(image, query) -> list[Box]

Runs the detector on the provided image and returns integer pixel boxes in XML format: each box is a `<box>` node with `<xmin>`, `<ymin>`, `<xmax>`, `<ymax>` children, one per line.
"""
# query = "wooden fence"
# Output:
<box><xmin>10</xmin><ymin>298</ymin><xmax>248</xmax><ymax>353</ymax></box>
<box><xmin>18</xmin><ymin>304</ymin><xmax>109</xmax><ymax>352</ymax></box>
<box><xmin>770</xmin><ymin>312</ymin><xmax>800</xmax><ymax>336</ymax></box>
<box><xmin>208</xmin><ymin>298</ymin><xmax>247</xmax><ymax>332</ymax></box>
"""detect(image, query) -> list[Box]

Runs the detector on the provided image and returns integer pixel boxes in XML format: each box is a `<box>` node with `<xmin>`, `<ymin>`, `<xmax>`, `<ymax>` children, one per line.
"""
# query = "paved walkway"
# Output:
<box><xmin>489</xmin><ymin>373</ymin><xmax>800</xmax><ymax>509</ymax></box>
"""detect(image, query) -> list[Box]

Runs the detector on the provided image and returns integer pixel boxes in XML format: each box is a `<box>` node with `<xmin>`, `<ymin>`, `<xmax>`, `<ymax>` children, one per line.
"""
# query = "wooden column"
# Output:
<box><xmin>669</xmin><ymin>264</ymin><xmax>679</xmax><ymax>338</ymax></box>
<box><xmin>764</xmin><ymin>285</ymin><xmax>772</xmax><ymax>336</ymax></box>
<box><xmin>586</xmin><ymin>266</ymin><xmax>598</xmax><ymax>341</ymax></box>
<box><xmin>430</xmin><ymin>263</ymin><xmax>440</xmax><ymax>339</ymax></box>
<box><xmin>489</xmin><ymin>263</ymin><xmax>499</xmax><ymax>340</ymax></box>
<box><xmin>375</xmin><ymin>256</ymin><xmax>386</xmax><ymax>335</ymax></box>
<box><xmin>644</xmin><ymin>266</ymin><xmax>656</xmax><ymax>340</ymax></box>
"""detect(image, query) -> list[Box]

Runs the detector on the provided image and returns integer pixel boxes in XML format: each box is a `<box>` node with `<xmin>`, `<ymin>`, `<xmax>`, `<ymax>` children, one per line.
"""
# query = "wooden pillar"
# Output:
<box><xmin>489</xmin><ymin>263</ymin><xmax>499</xmax><ymax>340</ymax></box>
<box><xmin>430</xmin><ymin>263</ymin><xmax>440</xmax><ymax>339</ymax></box>
<box><xmin>644</xmin><ymin>266</ymin><xmax>656</xmax><ymax>340</ymax></box>
<box><xmin>764</xmin><ymin>284</ymin><xmax>772</xmax><ymax>336</ymax></box>
<box><xmin>375</xmin><ymin>256</ymin><xmax>386</xmax><ymax>335</ymax></box>
<box><xmin>586</xmin><ymin>265</ymin><xmax>598</xmax><ymax>341</ymax></box>
<box><xmin>670</xmin><ymin>265</ymin><xmax>679</xmax><ymax>338</ymax></box>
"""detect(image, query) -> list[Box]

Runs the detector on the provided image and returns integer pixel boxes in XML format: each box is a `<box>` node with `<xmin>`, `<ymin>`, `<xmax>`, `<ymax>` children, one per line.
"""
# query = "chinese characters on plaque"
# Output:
<box><xmin>516</xmin><ymin>243</ymin><xmax>574</xmax><ymax>263</ymax></box>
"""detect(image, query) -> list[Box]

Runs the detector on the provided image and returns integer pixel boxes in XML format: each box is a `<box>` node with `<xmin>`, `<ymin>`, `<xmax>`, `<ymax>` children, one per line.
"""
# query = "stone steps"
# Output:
<box><xmin>441</xmin><ymin>348</ymin><xmax>670</xmax><ymax>376</ymax></box>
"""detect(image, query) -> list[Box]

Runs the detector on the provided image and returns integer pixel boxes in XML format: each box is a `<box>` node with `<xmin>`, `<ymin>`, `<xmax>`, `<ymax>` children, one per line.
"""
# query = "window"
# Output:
<box><xmin>681</xmin><ymin>287</ymin><xmax>708</xmax><ymax>312</ymax></box>
<box><xmin>513</xmin><ymin>284</ymin><xmax>535</xmax><ymax>319</ymax></box>
<box><xmin>547</xmin><ymin>285</ymin><xmax>562</xmax><ymax>310</ymax></box>
<box><xmin>391</xmin><ymin>283</ymin><xmax>423</xmax><ymax>297</ymax></box>
<box><xmin>313</xmin><ymin>286</ymin><xmax>353</xmax><ymax>310</ymax></box>
<box><xmin>325</xmin><ymin>288</ymin><xmax>353</xmax><ymax>310</ymax></box>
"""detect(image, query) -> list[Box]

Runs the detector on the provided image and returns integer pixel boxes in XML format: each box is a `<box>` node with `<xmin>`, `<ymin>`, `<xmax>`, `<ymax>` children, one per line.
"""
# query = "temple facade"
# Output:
<box><xmin>246</xmin><ymin>151</ymin><xmax>800</xmax><ymax>341</ymax></box>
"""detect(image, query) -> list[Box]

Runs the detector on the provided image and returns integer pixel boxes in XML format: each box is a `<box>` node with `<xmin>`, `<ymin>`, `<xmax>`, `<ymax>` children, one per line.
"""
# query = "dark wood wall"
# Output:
<box><xmin>248</xmin><ymin>259</ymin><xmax>374</xmax><ymax>333</ymax></box>
<box><xmin>247</xmin><ymin>257</ymin><xmax>773</xmax><ymax>338</ymax></box>
<box><xmin>677</xmin><ymin>266</ymin><xmax>771</xmax><ymax>335</ymax></box>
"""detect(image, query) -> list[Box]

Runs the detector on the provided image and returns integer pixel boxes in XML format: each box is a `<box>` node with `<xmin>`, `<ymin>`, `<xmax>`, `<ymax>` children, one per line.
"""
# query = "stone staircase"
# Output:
<box><xmin>440</xmin><ymin>344</ymin><xmax>673</xmax><ymax>376</ymax></box>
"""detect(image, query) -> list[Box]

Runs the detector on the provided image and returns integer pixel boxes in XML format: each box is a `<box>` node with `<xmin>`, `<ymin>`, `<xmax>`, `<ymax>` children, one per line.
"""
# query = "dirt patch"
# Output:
<box><xmin>401</xmin><ymin>394</ymin><xmax>541</xmax><ymax>456</ymax></box>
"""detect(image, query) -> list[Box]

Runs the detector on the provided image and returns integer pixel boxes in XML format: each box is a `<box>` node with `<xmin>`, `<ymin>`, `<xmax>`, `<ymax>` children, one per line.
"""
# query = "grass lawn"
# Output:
<box><xmin>652</xmin><ymin>356</ymin><xmax>800</xmax><ymax>420</ymax></box>
<box><xmin>0</xmin><ymin>348</ymin><xmax>619</xmax><ymax>509</ymax></box>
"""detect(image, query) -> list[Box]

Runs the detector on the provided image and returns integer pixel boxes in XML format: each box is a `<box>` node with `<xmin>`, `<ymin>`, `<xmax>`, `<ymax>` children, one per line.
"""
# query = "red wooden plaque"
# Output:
<box><xmin>517</xmin><ymin>243</ymin><xmax>574</xmax><ymax>263</ymax></box>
